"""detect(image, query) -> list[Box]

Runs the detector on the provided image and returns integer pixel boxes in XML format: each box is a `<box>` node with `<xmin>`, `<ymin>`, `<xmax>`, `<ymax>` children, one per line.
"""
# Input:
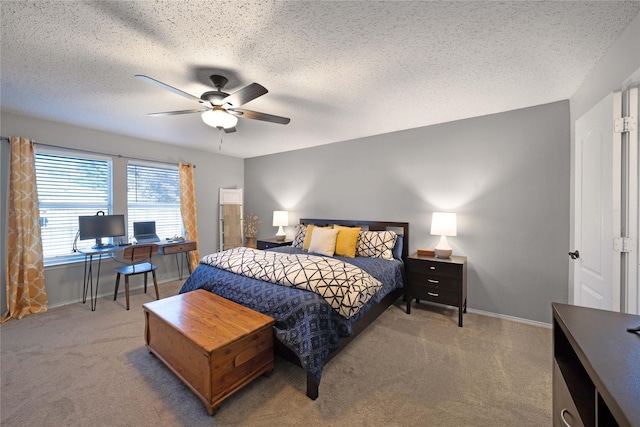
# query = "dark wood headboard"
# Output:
<box><xmin>300</xmin><ymin>219</ymin><xmax>410</xmax><ymax>260</ymax></box>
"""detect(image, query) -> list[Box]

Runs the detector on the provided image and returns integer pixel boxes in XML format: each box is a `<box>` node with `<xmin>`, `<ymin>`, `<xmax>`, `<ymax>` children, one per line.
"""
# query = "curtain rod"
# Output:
<box><xmin>1</xmin><ymin>136</ymin><xmax>195</xmax><ymax>168</ymax></box>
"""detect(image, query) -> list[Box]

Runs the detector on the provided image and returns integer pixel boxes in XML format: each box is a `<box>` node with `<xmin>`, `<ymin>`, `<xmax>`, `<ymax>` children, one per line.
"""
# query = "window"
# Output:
<box><xmin>35</xmin><ymin>150</ymin><xmax>113</xmax><ymax>264</ymax></box>
<box><xmin>33</xmin><ymin>151</ymin><xmax>183</xmax><ymax>265</ymax></box>
<box><xmin>127</xmin><ymin>162</ymin><xmax>182</xmax><ymax>240</ymax></box>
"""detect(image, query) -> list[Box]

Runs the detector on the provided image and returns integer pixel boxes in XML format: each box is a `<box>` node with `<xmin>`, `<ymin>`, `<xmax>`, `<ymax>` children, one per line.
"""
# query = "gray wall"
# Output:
<box><xmin>245</xmin><ymin>101</ymin><xmax>570</xmax><ymax>324</ymax></box>
<box><xmin>0</xmin><ymin>111</ymin><xmax>244</xmax><ymax>311</ymax></box>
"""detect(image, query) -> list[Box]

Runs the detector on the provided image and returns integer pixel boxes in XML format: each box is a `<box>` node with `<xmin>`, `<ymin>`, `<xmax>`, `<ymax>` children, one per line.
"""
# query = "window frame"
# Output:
<box><xmin>126</xmin><ymin>160</ymin><xmax>183</xmax><ymax>242</ymax></box>
<box><xmin>35</xmin><ymin>147</ymin><xmax>114</xmax><ymax>266</ymax></box>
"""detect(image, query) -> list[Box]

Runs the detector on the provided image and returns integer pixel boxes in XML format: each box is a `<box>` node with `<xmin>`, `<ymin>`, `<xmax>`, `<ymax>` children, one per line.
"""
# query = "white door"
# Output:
<box><xmin>572</xmin><ymin>92</ymin><xmax>621</xmax><ymax>311</ymax></box>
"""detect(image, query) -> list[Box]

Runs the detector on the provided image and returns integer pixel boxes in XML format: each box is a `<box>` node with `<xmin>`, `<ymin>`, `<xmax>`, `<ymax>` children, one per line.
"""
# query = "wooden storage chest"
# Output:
<box><xmin>143</xmin><ymin>289</ymin><xmax>275</xmax><ymax>415</ymax></box>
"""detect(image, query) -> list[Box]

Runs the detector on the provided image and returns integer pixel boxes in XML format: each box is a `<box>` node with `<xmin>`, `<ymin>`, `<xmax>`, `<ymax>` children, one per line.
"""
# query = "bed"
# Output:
<box><xmin>179</xmin><ymin>219</ymin><xmax>409</xmax><ymax>399</ymax></box>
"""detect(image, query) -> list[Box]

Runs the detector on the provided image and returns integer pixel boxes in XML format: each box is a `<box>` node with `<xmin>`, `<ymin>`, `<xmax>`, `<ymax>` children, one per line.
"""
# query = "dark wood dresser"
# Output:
<box><xmin>552</xmin><ymin>302</ymin><xmax>640</xmax><ymax>426</ymax></box>
<box><xmin>405</xmin><ymin>253</ymin><xmax>467</xmax><ymax>326</ymax></box>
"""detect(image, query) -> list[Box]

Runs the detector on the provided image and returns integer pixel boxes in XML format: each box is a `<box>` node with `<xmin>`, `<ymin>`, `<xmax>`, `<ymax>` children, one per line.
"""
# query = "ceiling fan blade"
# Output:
<box><xmin>232</xmin><ymin>109</ymin><xmax>291</xmax><ymax>125</ymax></box>
<box><xmin>223</xmin><ymin>126</ymin><xmax>237</xmax><ymax>134</ymax></box>
<box><xmin>148</xmin><ymin>108</ymin><xmax>209</xmax><ymax>116</ymax></box>
<box><xmin>135</xmin><ymin>75</ymin><xmax>205</xmax><ymax>104</ymax></box>
<box><xmin>223</xmin><ymin>83</ymin><xmax>268</xmax><ymax>107</ymax></box>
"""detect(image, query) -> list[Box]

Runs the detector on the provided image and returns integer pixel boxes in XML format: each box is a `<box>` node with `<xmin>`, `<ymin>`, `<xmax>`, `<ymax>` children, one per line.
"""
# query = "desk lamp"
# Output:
<box><xmin>430</xmin><ymin>212</ymin><xmax>457</xmax><ymax>258</ymax></box>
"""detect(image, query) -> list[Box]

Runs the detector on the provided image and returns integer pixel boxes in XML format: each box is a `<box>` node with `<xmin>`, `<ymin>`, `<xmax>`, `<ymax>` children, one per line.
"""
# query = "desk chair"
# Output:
<box><xmin>114</xmin><ymin>244</ymin><xmax>159</xmax><ymax>310</ymax></box>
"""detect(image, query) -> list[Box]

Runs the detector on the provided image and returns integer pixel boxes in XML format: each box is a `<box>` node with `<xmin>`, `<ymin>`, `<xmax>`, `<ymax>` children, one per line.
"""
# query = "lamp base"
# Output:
<box><xmin>275</xmin><ymin>234</ymin><xmax>285</xmax><ymax>242</ymax></box>
<box><xmin>434</xmin><ymin>248</ymin><xmax>452</xmax><ymax>258</ymax></box>
<box><xmin>434</xmin><ymin>235</ymin><xmax>452</xmax><ymax>258</ymax></box>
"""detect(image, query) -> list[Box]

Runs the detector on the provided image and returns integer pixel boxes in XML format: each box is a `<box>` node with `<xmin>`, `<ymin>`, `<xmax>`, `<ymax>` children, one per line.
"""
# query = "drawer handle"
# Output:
<box><xmin>427</xmin><ymin>292</ymin><xmax>439</xmax><ymax>297</ymax></box>
<box><xmin>429</xmin><ymin>266</ymin><xmax>436</xmax><ymax>270</ymax></box>
<box><xmin>427</xmin><ymin>279</ymin><xmax>439</xmax><ymax>284</ymax></box>
<box><xmin>560</xmin><ymin>408</ymin><xmax>572</xmax><ymax>427</ymax></box>
<box><xmin>234</xmin><ymin>347</ymin><xmax>259</xmax><ymax>367</ymax></box>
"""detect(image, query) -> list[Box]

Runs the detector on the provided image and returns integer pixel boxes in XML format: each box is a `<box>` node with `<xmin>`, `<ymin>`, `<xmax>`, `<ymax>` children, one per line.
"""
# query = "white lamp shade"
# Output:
<box><xmin>272</xmin><ymin>210</ymin><xmax>289</xmax><ymax>227</ymax></box>
<box><xmin>430</xmin><ymin>212</ymin><xmax>457</xmax><ymax>237</ymax></box>
<box><xmin>201</xmin><ymin>108</ymin><xmax>238</xmax><ymax>129</ymax></box>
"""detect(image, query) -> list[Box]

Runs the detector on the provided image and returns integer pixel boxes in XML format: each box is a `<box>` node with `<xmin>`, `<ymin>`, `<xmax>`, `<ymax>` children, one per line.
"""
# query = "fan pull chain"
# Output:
<box><xmin>219</xmin><ymin>127</ymin><xmax>223</xmax><ymax>151</ymax></box>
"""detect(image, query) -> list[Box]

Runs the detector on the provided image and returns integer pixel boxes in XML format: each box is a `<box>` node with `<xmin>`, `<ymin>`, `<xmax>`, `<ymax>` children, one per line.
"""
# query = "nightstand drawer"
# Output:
<box><xmin>406</xmin><ymin>259</ymin><xmax>461</xmax><ymax>278</ymax></box>
<box><xmin>408</xmin><ymin>283</ymin><xmax>458</xmax><ymax>306</ymax></box>
<box><xmin>407</xmin><ymin>271</ymin><xmax>460</xmax><ymax>291</ymax></box>
<box><xmin>258</xmin><ymin>241</ymin><xmax>281</xmax><ymax>249</ymax></box>
<box><xmin>256</xmin><ymin>239</ymin><xmax>293</xmax><ymax>250</ymax></box>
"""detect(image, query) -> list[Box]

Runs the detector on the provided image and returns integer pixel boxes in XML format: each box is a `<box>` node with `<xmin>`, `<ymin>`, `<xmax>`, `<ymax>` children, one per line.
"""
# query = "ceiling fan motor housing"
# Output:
<box><xmin>210</xmin><ymin>75</ymin><xmax>228</xmax><ymax>89</ymax></box>
<box><xmin>202</xmin><ymin>75</ymin><xmax>231</xmax><ymax>105</ymax></box>
<box><xmin>201</xmin><ymin>91</ymin><xmax>229</xmax><ymax>105</ymax></box>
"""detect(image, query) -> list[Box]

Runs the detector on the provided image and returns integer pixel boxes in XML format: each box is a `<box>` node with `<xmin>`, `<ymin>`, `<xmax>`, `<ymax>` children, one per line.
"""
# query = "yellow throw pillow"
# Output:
<box><xmin>302</xmin><ymin>225</ymin><xmax>317</xmax><ymax>251</ymax></box>
<box><xmin>334</xmin><ymin>225</ymin><xmax>361</xmax><ymax>258</ymax></box>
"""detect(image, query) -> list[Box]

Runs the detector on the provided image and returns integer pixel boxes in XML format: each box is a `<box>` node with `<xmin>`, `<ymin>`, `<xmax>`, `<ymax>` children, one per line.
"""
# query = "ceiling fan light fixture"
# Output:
<box><xmin>201</xmin><ymin>107</ymin><xmax>238</xmax><ymax>129</ymax></box>
<box><xmin>138</xmin><ymin>74</ymin><xmax>289</xmax><ymax>130</ymax></box>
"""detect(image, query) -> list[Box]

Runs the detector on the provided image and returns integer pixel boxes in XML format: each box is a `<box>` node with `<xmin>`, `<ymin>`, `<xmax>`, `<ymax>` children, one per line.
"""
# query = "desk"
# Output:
<box><xmin>157</xmin><ymin>240</ymin><xmax>197</xmax><ymax>280</ymax></box>
<box><xmin>80</xmin><ymin>240</ymin><xmax>197</xmax><ymax>311</ymax></box>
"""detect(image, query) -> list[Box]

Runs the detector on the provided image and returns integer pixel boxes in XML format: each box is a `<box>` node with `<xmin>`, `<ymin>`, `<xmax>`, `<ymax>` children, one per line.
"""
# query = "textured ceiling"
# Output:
<box><xmin>2</xmin><ymin>1</ymin><xmax>639</xmax><ymax>159</ymax></box>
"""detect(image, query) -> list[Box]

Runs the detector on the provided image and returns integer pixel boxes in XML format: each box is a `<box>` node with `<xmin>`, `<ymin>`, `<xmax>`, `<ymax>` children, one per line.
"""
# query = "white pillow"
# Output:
<box><xmin>307</xmin><ymin>227</ymin><xmax>339</xmax><ymax>256</ymax></box>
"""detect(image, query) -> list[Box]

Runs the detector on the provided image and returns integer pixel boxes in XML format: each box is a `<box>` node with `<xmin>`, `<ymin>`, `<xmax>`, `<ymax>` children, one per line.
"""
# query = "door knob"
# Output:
<box><xmin>568</xmin><ymin>250</ymin><xmax>580</xmax><ymax>260</ymax></box>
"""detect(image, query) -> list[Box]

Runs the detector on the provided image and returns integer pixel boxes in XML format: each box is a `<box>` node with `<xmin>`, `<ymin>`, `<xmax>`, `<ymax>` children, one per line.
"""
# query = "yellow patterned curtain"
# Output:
<box><xmin>179</xmin><ymin>162</ymin><xmax>200</xmax><ymax>271</ymax></box>
<box><xmin>1</xmin><ymin>137</ymin><xmax>48</xmax><ymax>322</ymax></box>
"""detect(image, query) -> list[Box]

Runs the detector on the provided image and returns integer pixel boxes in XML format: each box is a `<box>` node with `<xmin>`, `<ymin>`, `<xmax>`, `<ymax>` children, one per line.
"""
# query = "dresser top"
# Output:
<box><xmin>258</xmin><ymin>237</ymin><xmax>293</xmax><ymax>243</ymax></box>
<box><xmin>408</xmin><ymin>253</ymin><xmax>467</xmax><ymax>264</ymax></box>
<box><xmin>553</xmin><ymin>303</ymin><xmax>640</xmax><ymax>425</ymax></box>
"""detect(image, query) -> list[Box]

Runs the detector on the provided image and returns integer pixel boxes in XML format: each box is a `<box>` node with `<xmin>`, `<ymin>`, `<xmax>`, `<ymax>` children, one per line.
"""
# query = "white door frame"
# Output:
<box><xmin>622</xmin><ymin>86</ymin><xmax>638</xmax><ymax>314</ymax></box>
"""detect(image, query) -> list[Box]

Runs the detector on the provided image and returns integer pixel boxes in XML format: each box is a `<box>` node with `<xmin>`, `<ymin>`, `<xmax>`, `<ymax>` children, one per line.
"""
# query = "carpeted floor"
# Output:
<box><xmin>1</xmin><ymin>280</ymin><xmax>552</xmax><ymax>426</ymax></box>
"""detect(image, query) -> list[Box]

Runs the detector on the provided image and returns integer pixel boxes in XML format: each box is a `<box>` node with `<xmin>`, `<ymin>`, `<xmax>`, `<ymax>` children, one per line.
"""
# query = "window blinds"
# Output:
<box><xmin>35</xmin><ymin>152</ymin><xmax>112</xmax><ymax>263</ymax></box>
<box><xmin>127</xmin><ymin>162</ymin><xmax>182</xmax><ymax>240</ymax></box>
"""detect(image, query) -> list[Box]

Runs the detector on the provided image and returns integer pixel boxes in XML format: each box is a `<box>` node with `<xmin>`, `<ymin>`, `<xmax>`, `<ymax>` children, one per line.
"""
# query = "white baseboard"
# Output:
<box><xmin>47</xmin><ymin>277</ymin><xmax>182</xmax><ymax>310</ymax></box>
<box><xmin>416</xmin><ymin>300</ymin><xmax>552</xmax><ymax>328</ymax></box>
<box><xmin>467</xmin><ymin>307</ymin><xmax>552</xmax><ymax>329</ymax></box>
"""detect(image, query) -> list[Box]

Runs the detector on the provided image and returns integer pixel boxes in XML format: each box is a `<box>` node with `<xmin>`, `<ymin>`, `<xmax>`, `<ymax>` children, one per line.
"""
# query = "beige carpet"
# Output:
<box><xmin>1</xmin><ymin>280</ymin><xmax>552</xmax><ymax>426</ymax></box>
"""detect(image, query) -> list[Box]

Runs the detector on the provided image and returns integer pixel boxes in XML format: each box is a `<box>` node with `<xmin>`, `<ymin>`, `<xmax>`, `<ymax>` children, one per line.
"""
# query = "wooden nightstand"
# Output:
<box><xmin>405</xmin><ymin>253</ymin><xmax>467</xmax><ymax>327</ymax></box>
<box><xmin>256</xmin><ymin>237</ymin><xmax>293</xmax><ymax>250</ymax></box>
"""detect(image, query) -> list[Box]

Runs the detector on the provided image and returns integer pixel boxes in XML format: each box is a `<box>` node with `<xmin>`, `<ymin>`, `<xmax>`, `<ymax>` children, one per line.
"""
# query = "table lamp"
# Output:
<box><xmin>430</xmin><ymin>212</ymin><xmax>457</xmax><ymax>258</ymax></box>
<box><xmin>273</xmin><ymin>210</ymin><xmax>289</xmax><ymax>241</ymax></box>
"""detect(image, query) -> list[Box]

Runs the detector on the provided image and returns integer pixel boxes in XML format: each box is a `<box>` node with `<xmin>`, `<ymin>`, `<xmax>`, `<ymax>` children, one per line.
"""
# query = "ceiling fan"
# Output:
<box><xmin>135</xmin><ymin>74</ymin><xmax>290</xmax><ymax>133</ymax></box>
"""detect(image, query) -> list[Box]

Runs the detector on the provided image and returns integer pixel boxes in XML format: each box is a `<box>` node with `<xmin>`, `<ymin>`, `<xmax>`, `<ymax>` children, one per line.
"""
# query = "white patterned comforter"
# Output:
<box><xmin>201</xmin><ymin>247</ymin><xmax>383</xmax><ymax>318</ymax></box>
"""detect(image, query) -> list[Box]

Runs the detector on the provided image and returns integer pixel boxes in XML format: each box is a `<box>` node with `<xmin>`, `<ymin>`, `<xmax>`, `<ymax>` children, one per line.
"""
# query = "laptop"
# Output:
<box><xmin>133</xmin><ymin>221</ymin><xmax>160</xmax><ymax>243</ymax></box>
